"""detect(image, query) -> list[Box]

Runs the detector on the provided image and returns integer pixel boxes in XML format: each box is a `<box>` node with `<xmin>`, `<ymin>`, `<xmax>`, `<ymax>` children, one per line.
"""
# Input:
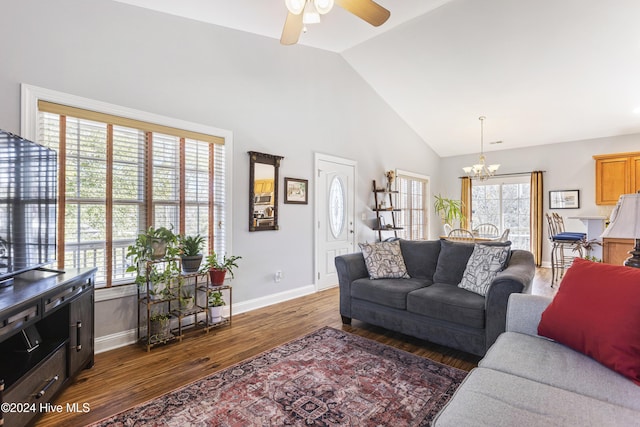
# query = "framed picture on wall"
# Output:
<box><xmin>284</xmin><ymin>177</ymin><xmax>308</xmax><ymax>204</ymax></box>
<box><xmin>549</xmin><ymin>190</ymin><xmax>580</xmax><ymax>209</ymax></box>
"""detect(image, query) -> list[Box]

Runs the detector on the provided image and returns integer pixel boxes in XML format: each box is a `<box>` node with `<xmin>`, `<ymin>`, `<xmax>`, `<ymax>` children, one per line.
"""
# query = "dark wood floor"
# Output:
<box><xmin>35</xmin><ymin>268</ymin><xmax>552</xmax><ymax>426</ymax></box>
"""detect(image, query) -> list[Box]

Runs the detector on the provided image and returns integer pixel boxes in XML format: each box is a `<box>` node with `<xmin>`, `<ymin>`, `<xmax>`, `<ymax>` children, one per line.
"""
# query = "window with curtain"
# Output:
<box><xmin>37</xmin><ymin>102</ymin><xmax>226</xmax><ymax>287</ymax></box>
<box><xmin>471</xmin><ymin>177</ymin><xmax>530</xmax><ymax>249</ymax></box>
<box><xmin>396</xmin><ymin>172</ymin><xmax>429</xmax><ymax>240</ymax></box>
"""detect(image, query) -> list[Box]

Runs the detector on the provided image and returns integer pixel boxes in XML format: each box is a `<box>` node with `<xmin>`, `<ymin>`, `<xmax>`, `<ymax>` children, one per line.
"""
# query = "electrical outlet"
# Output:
<box><xmin>275</xmin><ymin>270</ymin><xmax>282</xmax><ymax>282</ymax></box>
<box><xmin>361</xmin><ymin>212</ymin><xmax>367</xmax><ymax>221</ymax></box>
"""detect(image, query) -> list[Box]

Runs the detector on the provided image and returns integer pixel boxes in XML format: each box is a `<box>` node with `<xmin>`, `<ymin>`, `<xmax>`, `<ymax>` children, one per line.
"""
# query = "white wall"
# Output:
<box><xmin>0</xmin><ymin>0</ymin><xmax>441</xmax><ymax>349</ymax></box>
<box><xmin>439</xmin><ymin>132</ymin><xmax>640</xmax><ymax>265</ymax></box>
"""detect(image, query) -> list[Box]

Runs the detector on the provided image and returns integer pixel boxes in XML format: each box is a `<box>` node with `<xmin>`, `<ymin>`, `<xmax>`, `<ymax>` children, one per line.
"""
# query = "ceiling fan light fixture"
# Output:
<box><xmin>285</xmin><ymin>0</ymin><xmax>306</xmax><ymax>15</ymax></box>
<box><xmin>303</xmin><ymin>1</ymin><xmax>321</xmax><ymax>24</ymax></box>
<box><xmin>314</xmin><ymin>0</ymin><xmax>334</xmax><ymax>15</ymax></box>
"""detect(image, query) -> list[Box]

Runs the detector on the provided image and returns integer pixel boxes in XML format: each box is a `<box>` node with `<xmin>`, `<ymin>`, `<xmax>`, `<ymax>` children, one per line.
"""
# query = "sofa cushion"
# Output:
<box><xmin>433</xmin><ymin>367</ymin><xmax>640</xmax><ymax>427</ymax></box>
<box><xmin>432</xmin><ymin>239</ymin><xmax>475</xmax><ymax>285</ymax></box>
<box><xmin>360</xmin><ymin>240</ymin><xmax>409</xmax><ymax>279</ymax></box>
<box><xmin>351</xmin><ymin>277</ymin><xmax>430</xmax><ymax>310</ymax></box>
<box><xmin>538</xmin><ymin>258</ymin><xmax>640</xmax><ymax>385</ymax></box>
<box><xmin>399</xmin><ymin>239</ymin><xmax>440</xmax><ymax>279</ymax></box>
<box><xmin>480</xmin><ymin>332</ymin><xmax>640</xmax><ymax>412</ymax></box>
<box><xmin>458</xmin><ymin>243</ymin><xmax>511</xmax><ymax>296</ymax></box>
<box><xmin>407</xmin><ymin>283</ymin><xmax>485</xmax><ymax>329</ymax></box>
<box><xmin>359</xmin><ymin>240</ymin><xmax>410</xmax><ymax>279</ymax></box>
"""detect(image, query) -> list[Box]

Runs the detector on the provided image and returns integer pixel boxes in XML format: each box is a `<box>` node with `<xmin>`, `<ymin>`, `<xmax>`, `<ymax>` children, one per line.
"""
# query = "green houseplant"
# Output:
<box><xmin>179</xmin><ymin>234</ymin><xmax>205</xmax><ymax>273</ymax></box>
<box><xmin>126</xmin><ymin>226</ymin><xmax>179</xmax><ymax>262</ymax></box>
<box><xmin>208</xmin><ymin>290</ymin><xmax>226</xmax><ymax>323</ymax></box>
<box><xmin>126</xmin><ymin>225</ymin><xmax>181</xmax><ymax>299</ymax></box>
<box><xmin>201</xmin><ymin>252</ymin><xmax>242</xmax><ymax>286</ymax></box>
<box><xmin>434</xmin><ymin>194</ymin><xmax>466</xmax><ymax>230</ymax></box>
<box><xmin>179</xmin><ymin>286</ymin><xmax>196</xmax><ymax>311</ymax></box>
<box><xmin>149</xmin><ymin>311</ymin><xmax>171</xmax><ymax>340</ymax></box>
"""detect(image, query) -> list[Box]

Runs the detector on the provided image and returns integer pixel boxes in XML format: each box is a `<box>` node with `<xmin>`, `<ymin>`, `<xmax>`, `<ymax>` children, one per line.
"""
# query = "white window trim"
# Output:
<box><xmin>395</xmin><ymin>169</ymin><xmax>431</xmax><ymax>239</ymax></box>
<box><xmin>20</xmin><ymin>84</ymin><xmax>235</xmax><ymax>298</ymax></box>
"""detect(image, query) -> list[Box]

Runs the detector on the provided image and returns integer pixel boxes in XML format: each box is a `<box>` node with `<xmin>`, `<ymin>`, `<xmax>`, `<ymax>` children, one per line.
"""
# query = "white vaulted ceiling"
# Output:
<box><xmin>113</xmin><ymin>0</ymin><xmax>640</xmax><ymax>157</ymax></box>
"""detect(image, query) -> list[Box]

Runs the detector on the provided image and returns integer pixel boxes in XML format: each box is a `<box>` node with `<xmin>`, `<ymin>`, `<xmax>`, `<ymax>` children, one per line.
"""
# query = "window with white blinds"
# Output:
<box><xmin>396</xmin><ymin>173</ymin><xmax>429</xmax><ymax>240</ymax></box>
<box><xmin>37</xmin><ymin>105</ymin><xmax>226</xmax><ymax>287</ymax></box>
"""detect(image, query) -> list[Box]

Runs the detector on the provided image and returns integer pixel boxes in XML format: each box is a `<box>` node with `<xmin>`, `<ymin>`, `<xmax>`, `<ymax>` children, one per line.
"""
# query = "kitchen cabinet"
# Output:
<box><xmin>593</xmin><ymin>151</ymin><xmax>640</xmax><ymax>205</ymax></box>
<box><xmin>602</xmin><ymin>237</ymin><xmax>635</xmax><ymax>265</ymax></box>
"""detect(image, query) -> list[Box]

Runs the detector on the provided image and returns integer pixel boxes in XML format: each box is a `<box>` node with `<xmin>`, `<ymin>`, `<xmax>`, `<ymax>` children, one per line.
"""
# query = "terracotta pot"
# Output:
<box><xmin>209</xmin><ymin>268</ymin><xmax>226</xmax><ymax>286</ymax></box>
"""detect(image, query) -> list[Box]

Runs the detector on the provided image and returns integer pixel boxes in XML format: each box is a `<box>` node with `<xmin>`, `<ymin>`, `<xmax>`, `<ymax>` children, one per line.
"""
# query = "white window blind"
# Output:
<box><xmin>37</xmin><ymin>106</ymin><xmax>226</xmax><ymax>287</ymax></box>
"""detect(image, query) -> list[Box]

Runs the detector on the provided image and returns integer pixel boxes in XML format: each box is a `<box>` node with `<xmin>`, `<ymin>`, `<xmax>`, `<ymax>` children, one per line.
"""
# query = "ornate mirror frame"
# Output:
<box><xmin>248</xmin><ymin>151</ymin><xmax>284</xmax><ymax>232</ymax></box>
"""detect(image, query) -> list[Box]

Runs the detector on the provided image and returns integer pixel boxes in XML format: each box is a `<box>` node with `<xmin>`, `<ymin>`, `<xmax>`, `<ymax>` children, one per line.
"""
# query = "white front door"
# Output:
<box><xmin>315</xmin><ymin>154</ymin><xmax>356</xmax><ymax>290</ymax></box>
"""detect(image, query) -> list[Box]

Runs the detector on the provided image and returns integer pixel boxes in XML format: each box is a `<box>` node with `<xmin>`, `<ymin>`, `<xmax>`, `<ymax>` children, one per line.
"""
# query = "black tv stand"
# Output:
<box><xmin>36</xmin><ymin>266</ymin><xmax>66</xmax><ymax>274</ymax></box>
<box><xmin>0</xmin><ymin>267</ymin><xmax>96</xmax><ymax>426</ymax></box>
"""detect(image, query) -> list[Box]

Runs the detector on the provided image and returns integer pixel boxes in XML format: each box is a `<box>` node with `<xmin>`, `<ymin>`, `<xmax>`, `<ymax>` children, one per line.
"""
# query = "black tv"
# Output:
<box><xmin>0</xmin><ymin>129</ymin><xmax>57</xmax><ymax>287</ymax></box>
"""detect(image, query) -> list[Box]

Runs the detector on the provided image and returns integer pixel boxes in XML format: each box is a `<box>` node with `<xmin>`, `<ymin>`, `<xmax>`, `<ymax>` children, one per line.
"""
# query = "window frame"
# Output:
<box><xmin>471</xmin><ymin>175</ymin><xmax>531</xmax><ymax>250</ymax></box>
<box><xmin>395</xmin><ymin>170</ymin><xmax>431</xmax><ymax>240</ymax></box>
<box><xmin>20</xmin><ymin>84</ymin><xmax>234</xmax><ymax>291</ymax></box>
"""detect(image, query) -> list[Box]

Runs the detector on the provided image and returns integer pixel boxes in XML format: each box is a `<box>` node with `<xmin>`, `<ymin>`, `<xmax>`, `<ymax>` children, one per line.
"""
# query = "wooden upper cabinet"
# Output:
<box><xmin>593</xmin><ymin>152</ymin><xmax>640</xmax><ymax>205</ymax></box>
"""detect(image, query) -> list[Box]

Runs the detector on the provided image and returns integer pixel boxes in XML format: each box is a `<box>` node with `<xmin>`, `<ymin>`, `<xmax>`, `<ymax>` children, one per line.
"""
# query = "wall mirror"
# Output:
<box><xmin>249</xmin><ymin>151</ymin><xmax>283</xmax><ymax>232</ymax></box>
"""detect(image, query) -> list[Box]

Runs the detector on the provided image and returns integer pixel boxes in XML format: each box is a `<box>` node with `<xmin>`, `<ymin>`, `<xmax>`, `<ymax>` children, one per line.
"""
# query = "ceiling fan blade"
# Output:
<box><xmin>336</xmin><ymin>0</ymin><xmax>390</xmax><ymax>27</ymax></box>
<box><xmin>280</xmin><ymin>11</ymin><xmax>304</xmax><ymax>45</ymax></box>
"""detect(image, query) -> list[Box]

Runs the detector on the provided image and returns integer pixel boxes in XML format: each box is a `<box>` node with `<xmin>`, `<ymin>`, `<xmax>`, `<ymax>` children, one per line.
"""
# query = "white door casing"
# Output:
<box><xmin>315</xmin><ymin>154</ymin><xmax>356</xmax><ymax>290</ymax></box>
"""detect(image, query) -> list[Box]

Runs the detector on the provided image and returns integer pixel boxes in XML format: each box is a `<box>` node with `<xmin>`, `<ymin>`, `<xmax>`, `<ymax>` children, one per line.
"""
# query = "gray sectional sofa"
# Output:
<box><xmin>335</xmin><ymin>239</ymin><xmax>536</xmax><ymax>356</ymax></box>
<box><xmin>433</xmin><ymin>293</ymin><xmax>640</xmax><ymax>426</ymax></box>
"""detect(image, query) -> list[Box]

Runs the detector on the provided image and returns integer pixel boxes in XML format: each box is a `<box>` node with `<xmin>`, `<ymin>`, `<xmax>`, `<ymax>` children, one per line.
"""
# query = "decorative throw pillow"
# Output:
<box><xmin>538</xmin><ymin>258</ymin><xmax>640</xmax><ymax>385</ymax></box>
<box><xmin>457</xmin><ymin>243</ymin><xmax>511</xmax><ymax>296</ymax></box>
<box><xmin>359</xmin><ymin>240</ymin><xmax>410</xmax><ymax>279</ymax></box>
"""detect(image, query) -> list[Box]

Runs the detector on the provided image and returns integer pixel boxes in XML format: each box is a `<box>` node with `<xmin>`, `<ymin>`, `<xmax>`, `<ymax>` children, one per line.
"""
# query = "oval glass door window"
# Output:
<box><xmin>329</xmin><ymin>176</ymin><xmax>345</xmax><ymax>238</ymax></box>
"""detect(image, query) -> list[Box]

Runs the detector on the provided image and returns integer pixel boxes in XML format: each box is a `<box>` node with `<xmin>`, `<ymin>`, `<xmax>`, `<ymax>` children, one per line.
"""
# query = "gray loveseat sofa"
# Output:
<box><xmin>335</xmin><ymin>239</ymin><xmax>535</xmax><ymax>356</ymax></box>
<box><xmin>433</xmin><ymin>293</ymin><xmax>640</xmax><ymax>426</ymax></box>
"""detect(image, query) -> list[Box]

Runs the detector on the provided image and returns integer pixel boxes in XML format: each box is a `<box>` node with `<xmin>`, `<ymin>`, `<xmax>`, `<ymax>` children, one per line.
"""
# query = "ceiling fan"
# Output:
<box><xmin>280</xmin><ymin>0</ymin><xmax>391</xmax><ymax>45</ymax></box>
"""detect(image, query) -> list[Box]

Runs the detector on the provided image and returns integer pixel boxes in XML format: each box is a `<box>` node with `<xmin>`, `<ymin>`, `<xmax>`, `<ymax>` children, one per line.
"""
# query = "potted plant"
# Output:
<box><xmin>126</xmin><ymin>225</ymin><xmax>181</xmax><ymax>298</ymax></box>
<box><xmin>179</xmin><ymin>234</ymin><xmax>205</xmax><ymax>273</ymax></box>
<box><xmin>179</xmin><ymin>286</ymin><xmax>196</xmax><ymax>311</ymax></box>
<box><xmin>126</xmin><ymin>225</ymin><xmax>179</xmax><ymax>262</ymax></box>
<box><xmin>572</xmin><ymin>237</ymin><xmax>603</xmax><ymax>262</ymax></box>
<box><xmin>149</xmin><ymin>312</ymin><xmax>171</xmax><ymax>340</ymax></box>
<box><xmin>208</xmin><ymin>290</ymin><xmax>226</xmax><ymax>323</ymax></box>
<box><xmin>201</xmin><ymin>252</ymin><xmax>242</xmax><ymax>286</ymax></box>
<box><xmin>434</xmin><ymin>194</ymin><xmax>466</xmax><ymax>231</ymax></box>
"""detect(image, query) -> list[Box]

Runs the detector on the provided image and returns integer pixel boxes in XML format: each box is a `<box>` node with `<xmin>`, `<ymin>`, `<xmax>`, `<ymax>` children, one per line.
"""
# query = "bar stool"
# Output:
<box><xmin>546</xmin><ymin>213</ymin><xmax>585</xmax><ymax>284</ymax></box>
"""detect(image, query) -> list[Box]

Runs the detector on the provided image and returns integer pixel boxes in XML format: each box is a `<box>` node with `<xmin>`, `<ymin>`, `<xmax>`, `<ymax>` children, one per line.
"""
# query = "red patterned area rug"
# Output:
<box><xmin>90</xmin><ymin>327</ymin><xmax>467</xmax><ymax>426</ymax></box>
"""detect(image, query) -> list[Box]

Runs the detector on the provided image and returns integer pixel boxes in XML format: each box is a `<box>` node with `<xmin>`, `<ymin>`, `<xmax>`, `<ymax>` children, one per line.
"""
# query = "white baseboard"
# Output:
<box><xmin>94</xmin><ymin>284</ymin><xmax>317</xmax><ymax>354</ymax></box>
<box><xmin>232</xmin><ymin>284</ymin><xmax>316</xmax><ymax>315</ymax></box>
<box><xmin>95</xmin><ymin>329</ymin><xmax>137</xmax><ymax>354</ymax></box>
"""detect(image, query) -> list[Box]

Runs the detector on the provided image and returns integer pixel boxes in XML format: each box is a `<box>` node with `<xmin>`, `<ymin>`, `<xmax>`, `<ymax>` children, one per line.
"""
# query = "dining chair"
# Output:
<box><xmin>473</xmin><ymin>223</ymin><xmax>499</xmax><ymax>238</ymax></box>
<box><xmin>447</xmin><ymin>228</ymin><xmax>476</xmax><ymax>242</ymax></box>
<box><xmin>443</xmin><ymin>223</ymin><xmax>453</xmax><ymax>236</ymax></box>
<box><xmin>498</xmin><ymin>228</ymin><xmax>510</xmax><ymax>242</ymax></box>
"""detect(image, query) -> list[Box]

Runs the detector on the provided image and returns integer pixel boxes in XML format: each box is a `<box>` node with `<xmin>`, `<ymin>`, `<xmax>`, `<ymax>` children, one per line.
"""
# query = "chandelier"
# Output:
<box><xmin>462</xmin><ymin>116</ymin><xmax>500</xmax><ymax>181</ymax></box>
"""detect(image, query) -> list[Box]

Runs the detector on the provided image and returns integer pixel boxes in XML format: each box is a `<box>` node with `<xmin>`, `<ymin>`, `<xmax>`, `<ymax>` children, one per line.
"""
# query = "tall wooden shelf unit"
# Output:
<box><xmin>137</xmin><ymin>259</ymin><xmax>232</xmax><ymax>352</ymax></box>
<box><xmin>372</xmin><ymin>180</ymin><xmax>403</xmax><ymax>241</ymax></box>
